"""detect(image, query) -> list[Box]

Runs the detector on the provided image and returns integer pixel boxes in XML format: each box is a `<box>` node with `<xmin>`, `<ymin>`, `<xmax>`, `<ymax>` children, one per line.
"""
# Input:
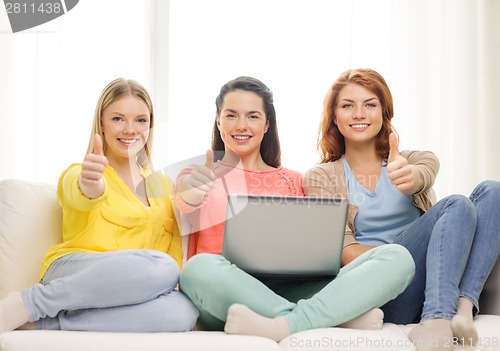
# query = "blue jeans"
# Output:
<box><xmin>22</xmin><ymin>250</ymin><xmax>199</xmax><ymax>332</ymax></box>
<box><xmin>180</xmin><ymin>244</ymin><xmax>415</xmax><ymax>334</ymax></box>
<box><xmin>382</xmin><ymin>180</ymin><xmax>500</xmax><ymax>323</ymax></box>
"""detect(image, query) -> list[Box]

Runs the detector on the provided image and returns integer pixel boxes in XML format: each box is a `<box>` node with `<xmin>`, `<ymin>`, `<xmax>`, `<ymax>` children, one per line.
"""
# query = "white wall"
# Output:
<box><xmin>162</xmin><ymin>0</ymin><xmax>408</xmax><ymax>173</ymax></box>
<box><xmin>0</xmin><ymin>0</ymin><xmax>151</xmax><ymax>183</ymax></box>
<box><xmin>1</xmin><ymin>0</ymin><xmax>498</xmax><ymax>199</ymax></box>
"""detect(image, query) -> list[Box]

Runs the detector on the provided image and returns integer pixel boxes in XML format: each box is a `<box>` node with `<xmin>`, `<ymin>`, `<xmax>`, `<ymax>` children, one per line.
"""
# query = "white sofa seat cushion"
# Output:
<box><xmin>279</xmin><ymin>315</ymin><xmax>500</xmax><ymax>351</ymax></box>
<box><xmin>1</xmin><ymin>317</ymin><xmax>499</xmax><ymax>351</ymax></box>
<box><xmin>0</xmin><ymin>331</ymin><xmax>282</xmax><ymax>351</ymax></box>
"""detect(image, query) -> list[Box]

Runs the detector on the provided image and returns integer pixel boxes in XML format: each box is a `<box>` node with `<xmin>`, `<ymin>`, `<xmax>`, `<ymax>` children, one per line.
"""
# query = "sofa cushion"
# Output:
<box><xmin>0</xmin><ymin>331</ymin><xmax>282</xmax><ymax>351</ymax></box>
<box><xmin>0</xmin><ymin>179</ymin><xmax>62</xmax><ymax>297</ymax></box>
<box><xmin>1</xmin><ymin>317</ymin><xmax>500</xmax><ymax>351</ymax></box>
<box><xmin>279</xmin><ymin>315</ymin><xmax>500</xmax><ymax>351</ymax></box>
<box><xmin>280</xmin><ymin>324</ymin><xmax>415</xmax><ymax>351</ymax></box>
<box><xmin>480</xmin><ymin>257</ymin><xmax>500</xmax><ymax>316</ymax></box>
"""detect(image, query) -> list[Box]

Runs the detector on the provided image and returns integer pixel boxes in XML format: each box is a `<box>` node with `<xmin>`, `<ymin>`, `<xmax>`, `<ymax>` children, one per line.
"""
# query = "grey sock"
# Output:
<box><xmin>451</xmin><ymin>297</ymin><xmax>478</xmax><ymax>346</ymax></box>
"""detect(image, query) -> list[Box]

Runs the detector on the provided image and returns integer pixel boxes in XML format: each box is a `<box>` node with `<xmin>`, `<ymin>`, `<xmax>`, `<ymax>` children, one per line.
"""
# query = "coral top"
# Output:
<box><xmin>175</xmin><ymin>161</ymin><xmax>304</xmax><ymax>259</ymax></box>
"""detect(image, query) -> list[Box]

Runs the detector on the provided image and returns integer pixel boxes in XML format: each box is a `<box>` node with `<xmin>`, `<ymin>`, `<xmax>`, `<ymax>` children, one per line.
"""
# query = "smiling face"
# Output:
<box><xmin>216</xmin><ymin>89</ymin><xmax>269</xmax><ymax>162</ymax></box>
<box><xmin>334</xmin><ymin>83</ymin><xmax>383</xmax><ymax>147</ymax></box>
<box><xmin>101</xmin><ymin>94</ymin><xmax>151</xmax><ymax>165</ymax></box>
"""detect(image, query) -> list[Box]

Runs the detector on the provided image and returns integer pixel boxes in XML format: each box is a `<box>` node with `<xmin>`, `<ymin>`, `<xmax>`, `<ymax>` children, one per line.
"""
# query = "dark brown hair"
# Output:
<box><xmin>211</xmin><ymin>76</ymin><xmax>281</xmax><ymax>168</ymax></box>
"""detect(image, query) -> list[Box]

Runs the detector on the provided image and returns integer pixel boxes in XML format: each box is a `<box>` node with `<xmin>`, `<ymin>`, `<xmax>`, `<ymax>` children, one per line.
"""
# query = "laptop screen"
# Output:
<box><xmin>222</xmin><ymin>194</ymin><xmax>347</xmax><ymax>279</ymax></box>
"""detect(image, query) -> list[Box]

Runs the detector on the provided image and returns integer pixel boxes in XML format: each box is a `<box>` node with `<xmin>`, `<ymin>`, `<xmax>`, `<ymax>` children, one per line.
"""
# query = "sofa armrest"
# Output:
<box><xmin>479</xmin><ymin>256</ymin><xmax>500</xmax><ymax>316</ymax></box>
<box><xmin>0</xmin><ymin>179</ymin><xmax>62</xmax><ymax>297</ymax></box>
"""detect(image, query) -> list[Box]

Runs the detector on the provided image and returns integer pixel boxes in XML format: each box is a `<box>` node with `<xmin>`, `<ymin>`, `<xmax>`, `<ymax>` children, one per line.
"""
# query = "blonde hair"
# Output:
<box><xmin>86</xmin><ymin>78</ymin><xmax>154</xmax><ymax>169</ymax></box>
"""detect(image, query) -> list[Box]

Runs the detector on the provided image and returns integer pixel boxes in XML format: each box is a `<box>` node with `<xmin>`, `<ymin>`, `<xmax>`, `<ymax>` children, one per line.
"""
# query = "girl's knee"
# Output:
<box><xmin>180</xmin><ymin>254</ymin><xmax>223</xmax><ymax>288</ymax></box>
<box><xmin>125</xmin><ymin>250</ymin><xmax>180</xmax><ymax>289</ymax></box>
<box><xmin>175</xmin><ymin>310</ymin><xmax>199</xmax><ymax>332</ymax></box>
<box><xmin>151</xmin><ymin>292</ymin><xmax>199</xmax><ymax>332</ymax></box>
<box><xmin>376</xmin><ymin>244</ymin><xmax>415</xmax><ymax>277</ymax></box>
<box><xmin>173</xmin><ymin>295</ymin><xmax>199</xmax><ymax>331</ymax></box>
<box><xmin>444</xmin><ymin>194</ymin><xmax>476</xmax><ymax>217</ymax></box>
<box><xmin>376</xmin><ymin>243</ymin><xmax>411</xmax><ymax>258</ymax></box>
<box><xmin>445</xmin><ymin>193</ymin><xmax>471</xmax><ymax>206</ymax></box>
<box><xmin>474</xmin><ymin>180</ymin><xmax>500</xmax><ymax>198</ymax></box>
<box><xmin>180</xmin><ymin>254</ymin><xmax>222</xmax><ymax>281</ymax></box>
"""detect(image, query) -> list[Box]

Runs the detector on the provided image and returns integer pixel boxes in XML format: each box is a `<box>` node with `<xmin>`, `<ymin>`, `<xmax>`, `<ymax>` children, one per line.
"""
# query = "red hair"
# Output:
<box><xmin>318</xmin><ymin>68</ymin><xmax>394</xmax><ymax>163</ymax></box>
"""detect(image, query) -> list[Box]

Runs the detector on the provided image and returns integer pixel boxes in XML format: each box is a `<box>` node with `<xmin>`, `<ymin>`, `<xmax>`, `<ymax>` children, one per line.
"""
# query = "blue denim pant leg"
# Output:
<box><xmin>381</xmin><ymin>194</ymin><xmax>477</xmax><ymax>323</ymax></box>
<box><xmin>40</xmin><ymin>290</ymin><xmax>198</xmax><ymax>332</ymax></box>
<box><xmin>459</xmin><ymin>180</ymin><xmax>500</xmax><ymax>313</ymax></box>
<box><xmin>22</xmin><ymin>250</ymin><xmax>198</xmax><ymax>332</ymax></box>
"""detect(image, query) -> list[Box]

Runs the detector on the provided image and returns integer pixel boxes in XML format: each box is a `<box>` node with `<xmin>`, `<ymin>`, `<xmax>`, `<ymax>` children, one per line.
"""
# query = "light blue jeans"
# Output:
<box><xmin>382</xmin><ymin>180</ymin><xmax>500</xmax><ymax>323</ymax></box>
<box><xmin>22</xmin><ymin>250</ymin><xmax>199</xmax><ymax>332</ymax></box>
<box><xmin>180</xmin><ymin>244</ymin><xmax>415</xmax><ymax>334</ymax></box>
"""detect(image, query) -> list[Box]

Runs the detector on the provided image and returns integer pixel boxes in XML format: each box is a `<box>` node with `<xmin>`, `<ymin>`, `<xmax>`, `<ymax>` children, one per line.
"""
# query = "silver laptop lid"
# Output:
<box><xmin>222</xmin><ymin>194</ymin><xmax>347</xmax><ymax>278</ymax></box>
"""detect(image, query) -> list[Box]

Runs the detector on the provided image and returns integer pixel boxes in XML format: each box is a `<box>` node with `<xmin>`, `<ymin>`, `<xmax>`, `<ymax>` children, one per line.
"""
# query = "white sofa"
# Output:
<box><xmin>1</xmin><ymin>178</ymin><xmax>499</xmax><ymax>351</ymax></box>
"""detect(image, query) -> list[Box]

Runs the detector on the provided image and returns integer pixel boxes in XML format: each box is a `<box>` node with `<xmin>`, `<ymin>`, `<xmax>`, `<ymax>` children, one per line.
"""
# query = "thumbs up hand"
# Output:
<box><xmin>387</xmin><ymin>132</ymin><xmax>400</xmax><ymax>164</ymax></box>
<box><xmin>79</xmin><ymin>134</ymin><xmax>109</xmax><ymax>199</ymax></box>
<box><xmin>386</xmin><ymin>133</ymin><xmax>419</xmax><ymax>196</ymax></box>
<box><xmin>179</xmin><ymin>150</ymin><xmax>217</xmax><ymax>206</ymax></box>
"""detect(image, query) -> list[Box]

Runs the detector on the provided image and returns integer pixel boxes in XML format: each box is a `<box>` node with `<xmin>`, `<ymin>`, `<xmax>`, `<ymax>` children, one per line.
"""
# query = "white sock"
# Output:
<box><xmin>451</xmin><ymin>297</ymin><xmax>478</xmax><ymax>346</ymax></box>
<box><xmin>338</xmin><ymin>308</ymin><xmax>384</xmax><ymax>330</ymax></box>
<box><xmin>409</xmin><ymin>319</ymin><xmax>453</xmax><ymax>351</ymax></box>
<box><xmin>224</xmin><ymin>304</ymin><xmax>290</xmax><ymax>342</ymax></box>
<box><xmin>0</xmin><ymin>292</ymin><xmax>30</xmax><ymax>333</ymax></box>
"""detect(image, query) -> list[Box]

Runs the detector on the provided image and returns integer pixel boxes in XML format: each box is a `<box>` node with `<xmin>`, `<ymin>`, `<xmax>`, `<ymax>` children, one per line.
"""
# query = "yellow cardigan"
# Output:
<box><xmin>39</xmin><ymin>164</ymin><xmax>182</xmax><ymax>280</ymax></box>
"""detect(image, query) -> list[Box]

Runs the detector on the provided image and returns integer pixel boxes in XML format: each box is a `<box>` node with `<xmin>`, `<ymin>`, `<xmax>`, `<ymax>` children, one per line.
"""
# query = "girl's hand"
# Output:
<box><xmin>387</xmin><ymin>133</ymin><xmax>422</xmax><ymax>196</ymax></box>
<box><xmin>79</xmin><ymin>134</ymin><xmax>109</xmax><ymax>199</ymax></box>
<box><xmin>342</xmin><ymin>243</ymin><xmax>376</xmax><ymax>266</ymax></box>
<box><xmin>179</xmin><ymin>150</ymin><xmax>217</xmax><ymax>206</ymax></box>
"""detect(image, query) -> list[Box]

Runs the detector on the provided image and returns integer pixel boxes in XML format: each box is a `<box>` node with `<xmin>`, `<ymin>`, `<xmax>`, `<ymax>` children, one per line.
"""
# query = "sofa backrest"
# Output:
<box><xmin>480</xmin><ymin>257</ymin><xmax>500</xmax><ymax>315</ymax></box>
<box><xmin>0</xmin><ymin>179</ymin><xmax>62</xmax><ymax>297</ymax></box>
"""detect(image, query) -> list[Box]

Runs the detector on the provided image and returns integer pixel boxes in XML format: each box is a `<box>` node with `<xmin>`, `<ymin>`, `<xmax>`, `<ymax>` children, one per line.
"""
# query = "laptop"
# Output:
<box><xmin>222</xmin><ymin>194</ymin><xmax>348</xmax><ymax>279</ymax></box>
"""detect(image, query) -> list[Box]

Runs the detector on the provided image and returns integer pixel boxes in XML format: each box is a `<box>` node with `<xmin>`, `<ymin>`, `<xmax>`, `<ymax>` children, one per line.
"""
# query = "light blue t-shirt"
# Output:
<box><xmin>342</xmin><ymin>157</ymin><xmax>421</xmax><ymax>246</ymax></box>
